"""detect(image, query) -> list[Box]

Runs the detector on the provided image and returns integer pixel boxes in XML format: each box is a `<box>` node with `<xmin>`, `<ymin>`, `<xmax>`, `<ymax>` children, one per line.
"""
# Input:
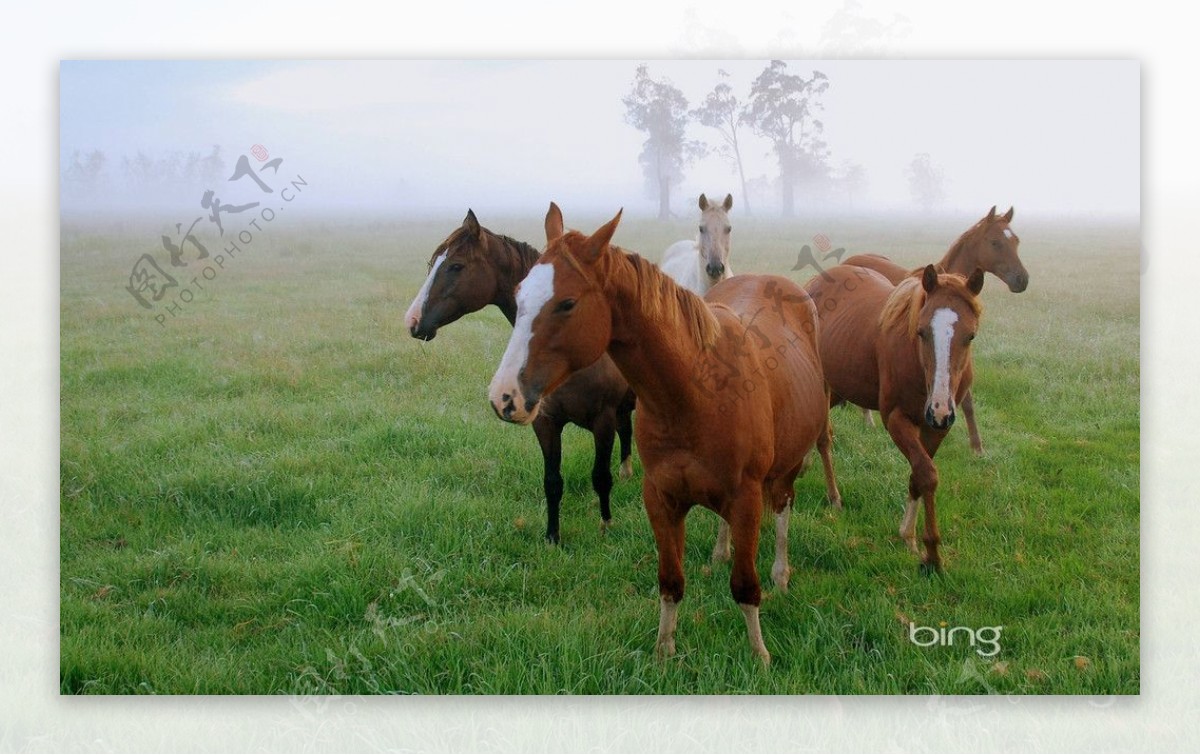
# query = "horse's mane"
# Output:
<box><xmin>932</xmin><ymin>214</ymin><xmax>992</xmax><ymax>273</ymax></box>
<box><xmin>488</xmin><ymin>231</ymin><xmax>542</xmax><ymax>273</ymax></box>
<box><xmin>879</xmin><ymin>275</ymin><xmax>983</xmax><ymax>339</ymax></box>
<box><xmin>435</xmin><ymin>226</ymin><xmax>541</xmax><ymax>273</ymax></box>
<box><xmin>556</xmin><ymin>232</ymin><xmax>720</xmax><ymax>350</ymax></box>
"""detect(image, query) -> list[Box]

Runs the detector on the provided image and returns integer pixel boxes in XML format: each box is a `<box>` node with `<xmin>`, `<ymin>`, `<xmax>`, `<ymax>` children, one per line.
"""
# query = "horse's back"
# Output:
<box><xmin>844</xmin><ymin>253</ymin><xmax>908</xmax><ymax>285</ymax></box>
<box><xmin>804</xmin><ymin>265</ymin><xmax>895</xmax><ymax>410</ymax></box>
<box><xmin>706</xmin><ymin>275</ymin><xmax>827</xmax><ymax>464</ymax></box>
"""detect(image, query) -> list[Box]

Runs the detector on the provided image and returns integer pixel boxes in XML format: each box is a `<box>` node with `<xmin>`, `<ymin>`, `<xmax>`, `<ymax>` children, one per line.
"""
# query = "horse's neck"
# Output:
<box><xmin>937</xmin><ymin>230</ymin><xmax>981</xmax><ymax>276</ymax></box>
<box><xmin>603</xmin><ymin>257</ymin><xmax>712</xmax><ymax>418</ymax></box>
<box><xmin>491</xmin><ymin>235</ymin><xmax>541</xmax><ymax>325</ymax></box>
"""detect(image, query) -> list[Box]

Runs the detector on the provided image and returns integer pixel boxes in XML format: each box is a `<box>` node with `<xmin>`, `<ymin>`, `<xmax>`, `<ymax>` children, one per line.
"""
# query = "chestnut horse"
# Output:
<box><xmin>660</xmin><ymin>193</ymin><xmax>735</xmax><ymax>294</ymax></box>
<box><xmin>404</xmin><ymin>209</ymin><xmax>636</xmax><ymax>544</ymax></box>
<box><xmin>844</xmin><ymin>206</ymin><xmax>1026</xmax><ymax>453</ymax></box>
<box><xmin>489</xmin><ymin>204</ymin><xmax>840</xmax><ymax>664</ymax></box>
<box><xmin>805</xmin><ymin>264</ymin><xmax>984</xmax><ymax>573</ymax></box>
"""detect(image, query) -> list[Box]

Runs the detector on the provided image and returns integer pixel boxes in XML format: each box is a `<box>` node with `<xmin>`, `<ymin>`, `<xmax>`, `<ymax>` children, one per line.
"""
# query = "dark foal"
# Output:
<box><xmin>404</xmin><ymin>209</ymin><xmax>636</xmax><ymax>543</ymax></box>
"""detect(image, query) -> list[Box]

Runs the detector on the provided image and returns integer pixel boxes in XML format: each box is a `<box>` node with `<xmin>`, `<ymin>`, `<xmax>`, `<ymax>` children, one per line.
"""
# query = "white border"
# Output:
<box><xmin>4</xmin><ymin>0</ymin><xmax>1191</xmax><ymax>750</ymax></box>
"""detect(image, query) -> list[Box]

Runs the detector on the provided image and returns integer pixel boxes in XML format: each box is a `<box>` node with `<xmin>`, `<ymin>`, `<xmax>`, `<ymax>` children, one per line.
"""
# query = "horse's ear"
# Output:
<box><xmin>698</xmin><ymin>193</ymin><xmax>709</xmax><ymax>211</ymax></box>
<box><xmin>464</xmin><ymin>209</ymin><xmax>481</xmax><ymax>238</ymax></box>
<box><xmin>967</xmin><ymin>268</ymin><xmax>985</xmax><ymax>296</ymax></box>
<box><xmin>545</xmin><ymin>202</ymin><xmax>564</xmax><ymax>243</ymax></box>
<box><xmin>583</xmin><ymin>209</ymin><xmax>623</xmax><ymax>262</ymax></box>
<box><xmin>723</xmin><ymin>193</ymin><xmax>733</xmax><ymax>212</ymax></box>
<box><xmin>921</xmin><ymin>264</ymin><xmax>939</xmax><ymax>294</ymax></box>
<box><xmin>1003</xmin><ymin>206</ymin><xmax>1015</xmax><ymax>222</ymax></box>
<box><xmin>986</xmin><ymin>205</ymin><xmax>997</xmax><ymax>222</ymax></box>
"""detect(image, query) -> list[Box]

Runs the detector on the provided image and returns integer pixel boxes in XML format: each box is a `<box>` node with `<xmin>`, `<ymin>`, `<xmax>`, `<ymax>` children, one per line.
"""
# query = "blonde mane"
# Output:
<box><xmin>879</xmin><ymin>278</ymin><xmax>926</xmax><ymax>339</ymax></box>
<box><xmin>613</xmin><ymin>250</ymin><xmax>722</xmax><ymax>349</ymax></box>
<box><xmin>879</xmin><ymin>274</ymin><xmax>983</xmax><ymax>339</ymax></box>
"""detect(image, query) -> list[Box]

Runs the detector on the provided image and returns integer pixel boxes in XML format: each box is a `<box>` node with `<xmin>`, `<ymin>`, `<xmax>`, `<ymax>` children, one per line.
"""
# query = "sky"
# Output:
<box><xmin>59</xmin><ymin>59</ymin><xmax>1139</xmax><ymax>218</ymax></box>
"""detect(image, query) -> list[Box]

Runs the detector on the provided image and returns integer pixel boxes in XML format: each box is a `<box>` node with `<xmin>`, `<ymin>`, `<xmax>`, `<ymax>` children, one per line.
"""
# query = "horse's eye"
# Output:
<box><xmin>918</xmin><ymin>327</ymin><xmax>930</xmax><ymax>341</ymax></box>
<box><xmin>448</xmin><ymin>262</ymin><xmax>465</xmax><ymax>273</ymax></box>
<box><xmin>966</xmin><ymin>333</ymin><xmax>976</xmax><ymax>342</ymax></box>
<box><xmin>724</xmin><ymin>226</ymin><xmax>732</xmax><ymax>234</ymax></box>
<box><xmin>992</xmin><ymin>239</ymin><xmax>1002</xmax><ymax>248</ymax></box>
<box><xmin>698</xmin><ymin>226</ymin><xmax>706</xmax><ymax>234</ymax></box>
<box><xmin>555</xmin><ymin>299</ymin><xmax>576</xmax><ymax>313</ymax></box>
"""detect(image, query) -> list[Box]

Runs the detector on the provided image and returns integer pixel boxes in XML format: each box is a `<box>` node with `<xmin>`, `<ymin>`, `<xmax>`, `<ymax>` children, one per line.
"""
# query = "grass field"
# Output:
<box><xmin>60</xmin><ymin>210</ymin><xmax>1139</xmax><ymax>694</ymax></box>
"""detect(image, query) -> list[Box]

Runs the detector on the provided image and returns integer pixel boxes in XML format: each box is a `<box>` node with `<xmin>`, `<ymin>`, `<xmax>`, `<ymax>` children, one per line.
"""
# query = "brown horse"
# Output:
<box><xmin>404</xmin><ymin>209</ymin><xmax>636</xmax><ymax>544</ymax></box>
<box><xmin>844</xmin><ymin>206</ymin><xmax>1025</xmax><ymax>453</ymax></box>
<box><xmin>489</xmin><ymin>204</ymin><xmax>840</xmax><ymax>664</ymax></box>
<box><xmin>805</xmin><ymin>264</ymin><xmax>984</xmax><ymax>573</ymax></box>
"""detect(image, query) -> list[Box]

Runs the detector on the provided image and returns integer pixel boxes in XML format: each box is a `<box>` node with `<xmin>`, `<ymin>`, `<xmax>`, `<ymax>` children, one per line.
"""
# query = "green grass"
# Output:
<box><xmin>60</xmin><ymin>212</ymin><xmax>1139</xmax><ymax>694</ymax></box>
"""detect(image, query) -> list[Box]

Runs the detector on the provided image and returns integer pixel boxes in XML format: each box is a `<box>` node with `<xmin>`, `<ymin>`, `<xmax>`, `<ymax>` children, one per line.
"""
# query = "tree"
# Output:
<box><xmin>834</xmin><ymin>159</ymin><xmax>868</xmax><ymax>211</ymax></box>
<box><xmin>905</xmin><ymin>153</ymin><xmax>946</xmax><ymax>213</ymax></box>
<box><xmin>742</xmin><ymin>60</ymin><xmax>831</xmax><ymax>217</ymax></box>
<box><xmin>623</xmin><ymin>65</ymin><xmax>703</xmax><ymax>220</ymax></box>
<box><xmin>63</xmin><ymin>149</ymin><xmax>108</xmax><ymax>195</ymax></box>
<box><xmin>692</xmin><ymin>69</ymin><xmax>753</xmax><ymax>216</ymax></box>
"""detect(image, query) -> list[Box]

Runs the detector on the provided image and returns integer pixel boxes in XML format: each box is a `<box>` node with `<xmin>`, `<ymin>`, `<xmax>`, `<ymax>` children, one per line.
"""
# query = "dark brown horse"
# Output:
<box><xmin>404</xmin><ymin>210</ymin><xmax>636</xmax><ymax>544</ymax></box>
<box><xmin>489</xmin><ymin>204</ymin><xmax>840</xmax><ymax>664</ymax></box>
<box><xmin>844</xmin><ymin>206</ymin><xmax>1026</xmax><ymax>453</ymax></box>
<box><xmin>806</xmin><ymin>264</ymin><xmax>984</xmax><ymax>573</ymax></box>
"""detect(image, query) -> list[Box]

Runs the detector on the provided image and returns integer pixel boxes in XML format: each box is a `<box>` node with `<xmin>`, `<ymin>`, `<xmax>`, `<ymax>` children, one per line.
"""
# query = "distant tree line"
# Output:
<box><xmin>623</xmin><ymin>61</ymin><xmax>947</xmax><ymax>218</ymax></box>
<box><xmin>62</xmin><ymin>146</ymin><xmax>226</xmax><ymax>204</ymax></box>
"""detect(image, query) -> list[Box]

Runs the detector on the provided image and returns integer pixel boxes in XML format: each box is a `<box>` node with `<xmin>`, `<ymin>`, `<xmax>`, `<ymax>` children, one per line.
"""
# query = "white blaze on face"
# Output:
<box><xmin>404</xmin><ymin>253</ymin><xmax>446</xmax><ymax>331</ymax></box>
<box><xmin>488</xmin><ymin>263</ymin><xmax>556</xmax><ymax>423</ymax></box>
<box><xmin>929</xmin><ymin>307</ymin><xmax>959</xmax><ymax>418</ymax></box>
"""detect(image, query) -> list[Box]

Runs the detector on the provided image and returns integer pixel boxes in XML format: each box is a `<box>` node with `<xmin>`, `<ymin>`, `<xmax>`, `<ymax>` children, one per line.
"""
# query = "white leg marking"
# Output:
<box><xmin>488</xmin><ymin>263</ymin><xmax>555</xmax><ymax>421</ymax></box>
<box><xmin>739</xmin><ymin>603</ymin><xmax>771</xmax><ymax>665</ymax></box>
<box><xmin>619</xmin><ymin>457</ymin><xmax>634</xmax><ymax>480</ymax></box>
<box><xmin>657</xmin><ymin>597</ymin><xmax>679</xmax><ymax>658</ymax></box>
<box><xmin>771</xmin><ymin>506</ymin><xmax>791</xmax><ymax>591</ymax></box>
<box><xmin>404</xmin><ymin>253</ymin><xmax>446</xmax><ymax>331</ymax></box>
<box><xmin>930</xmin><ymin>307</ymin><xmax>959</xmax><ymax>419</ymax></box>
<box><xmin>900</xmin><ymin>496</ymin><xmax>920</xmax><ymax>554</ymax></box>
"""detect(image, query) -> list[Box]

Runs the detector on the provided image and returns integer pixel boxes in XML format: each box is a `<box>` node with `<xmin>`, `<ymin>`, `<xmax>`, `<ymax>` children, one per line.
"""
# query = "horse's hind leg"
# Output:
<box><xmin>590</xmin><ymin>413</ymin><xmax>616</xmax><ymax>530</ymax></box>
<box><xmin>532</xmin><ymin>415</ymin><xmax>565</xmax><ymax>545</ymax></box>
<box><xmin>765</xmin><ymin>476</ymin><xmax>797</xmax><ymax>592</ymax></box>
<box><xmin>616</xmin><ymin>394</ymin><xmax>635</xmax><ymax>480</ymax></box>
<box><xmin>817</xmin><ymin>416</ymin><xmax>842</xmax><ymax>509</ymax></box>
<box><xmin>862</xmin><ymin>407</ymin><xmax>876</xmax><ymax>427</ymax></box>
<box><xmin>961</xmin><ymin>389</ymin><xmax>983</xmax><ymax>455</ymax></box>
<box><xmin>728</xmin><ymin>482</ymin><xmax>770</xmax><ymax>664</ymax></box>
<box><xmin>711</xmin><ymin>519</ymin><xmax>731</xmax><ymax>563</ymax></box>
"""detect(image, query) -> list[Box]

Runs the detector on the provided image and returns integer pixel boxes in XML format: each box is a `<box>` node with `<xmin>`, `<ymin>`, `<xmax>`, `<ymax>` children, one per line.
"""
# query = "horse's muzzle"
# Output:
<box><xmin>925</xmin><ymin>406</ymin><xmax>956</xmax><ymax>430</ymax></box>
<box><xmin>1007</xmin><ymin>270</ymin><xmax>1030</xmax><ymax>293</ymax></box>
<box><xmin>706</xmin><ymin>262</ymin><xmax>726</xmax><ymax>279</ymax></box>
<box><xmin>410</xmin><ymin>321</ymin><xmax>437</xmax><ymax>341</ymax></box>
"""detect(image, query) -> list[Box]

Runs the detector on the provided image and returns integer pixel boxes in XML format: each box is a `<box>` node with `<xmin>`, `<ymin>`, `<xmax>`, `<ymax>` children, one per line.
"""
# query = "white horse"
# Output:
<box><xmin>660</xmin><ymin>193</ymin><xmax>734</xmax><ymax>295</ymax></box>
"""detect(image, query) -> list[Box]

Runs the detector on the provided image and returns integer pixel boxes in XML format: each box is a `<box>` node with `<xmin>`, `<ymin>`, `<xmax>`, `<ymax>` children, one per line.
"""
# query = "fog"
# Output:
<box><xmin>60</xmin><ymin>60</ymin><xmax>1138</xmax><ymax>222</ymax></box>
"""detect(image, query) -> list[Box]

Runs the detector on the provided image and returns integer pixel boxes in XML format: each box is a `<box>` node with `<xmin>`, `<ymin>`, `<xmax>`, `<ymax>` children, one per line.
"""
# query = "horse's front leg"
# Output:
<box><xmin>532</xmin><ymin>415</ymin><xmax>565</xmax><ymax>545</ymax></box>
<box><xmin>644</xmin><ymin>482</ymin><xmax>686</xmax><ymax>659</ymax></box>
<box><xmin>961</xmin><ymin>389</ymin><xmax>983</xmax><ymax>455</ymax></box>
<box><xmin>883</xmin><ymin>411</ymin><xmax>941</xmax><ymax>573</ymax></box>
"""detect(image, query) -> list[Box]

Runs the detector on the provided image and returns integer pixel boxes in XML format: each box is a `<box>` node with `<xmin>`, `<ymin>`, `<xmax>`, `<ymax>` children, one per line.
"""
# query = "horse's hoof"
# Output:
<box><xmin>545</xmin><ymin>533</ymin><xmax>560</xmax><ymax>547</ymax></box>
<box><xmin>754</xmin><ymin>649</ymin><xmax>772</xmax><ymax>667</ymax></box>
<box><xmin>619</xmin><ymin>458</ymin><xmax>634</xmax><ymax>480</ymax></box>
<box><xmin>600</xmin><ymin>518</ymin><xmax>612</xmax><ymax>534</ymax></box>
<box><xmin>918</xmin><ymin>561</ymin><xmax>943</xmax><ymax>577</ymax></box>
<box><xmin>656</xmin><ymin>639</ymin><xmax>676</xmax><ymax>660</ymax></box>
